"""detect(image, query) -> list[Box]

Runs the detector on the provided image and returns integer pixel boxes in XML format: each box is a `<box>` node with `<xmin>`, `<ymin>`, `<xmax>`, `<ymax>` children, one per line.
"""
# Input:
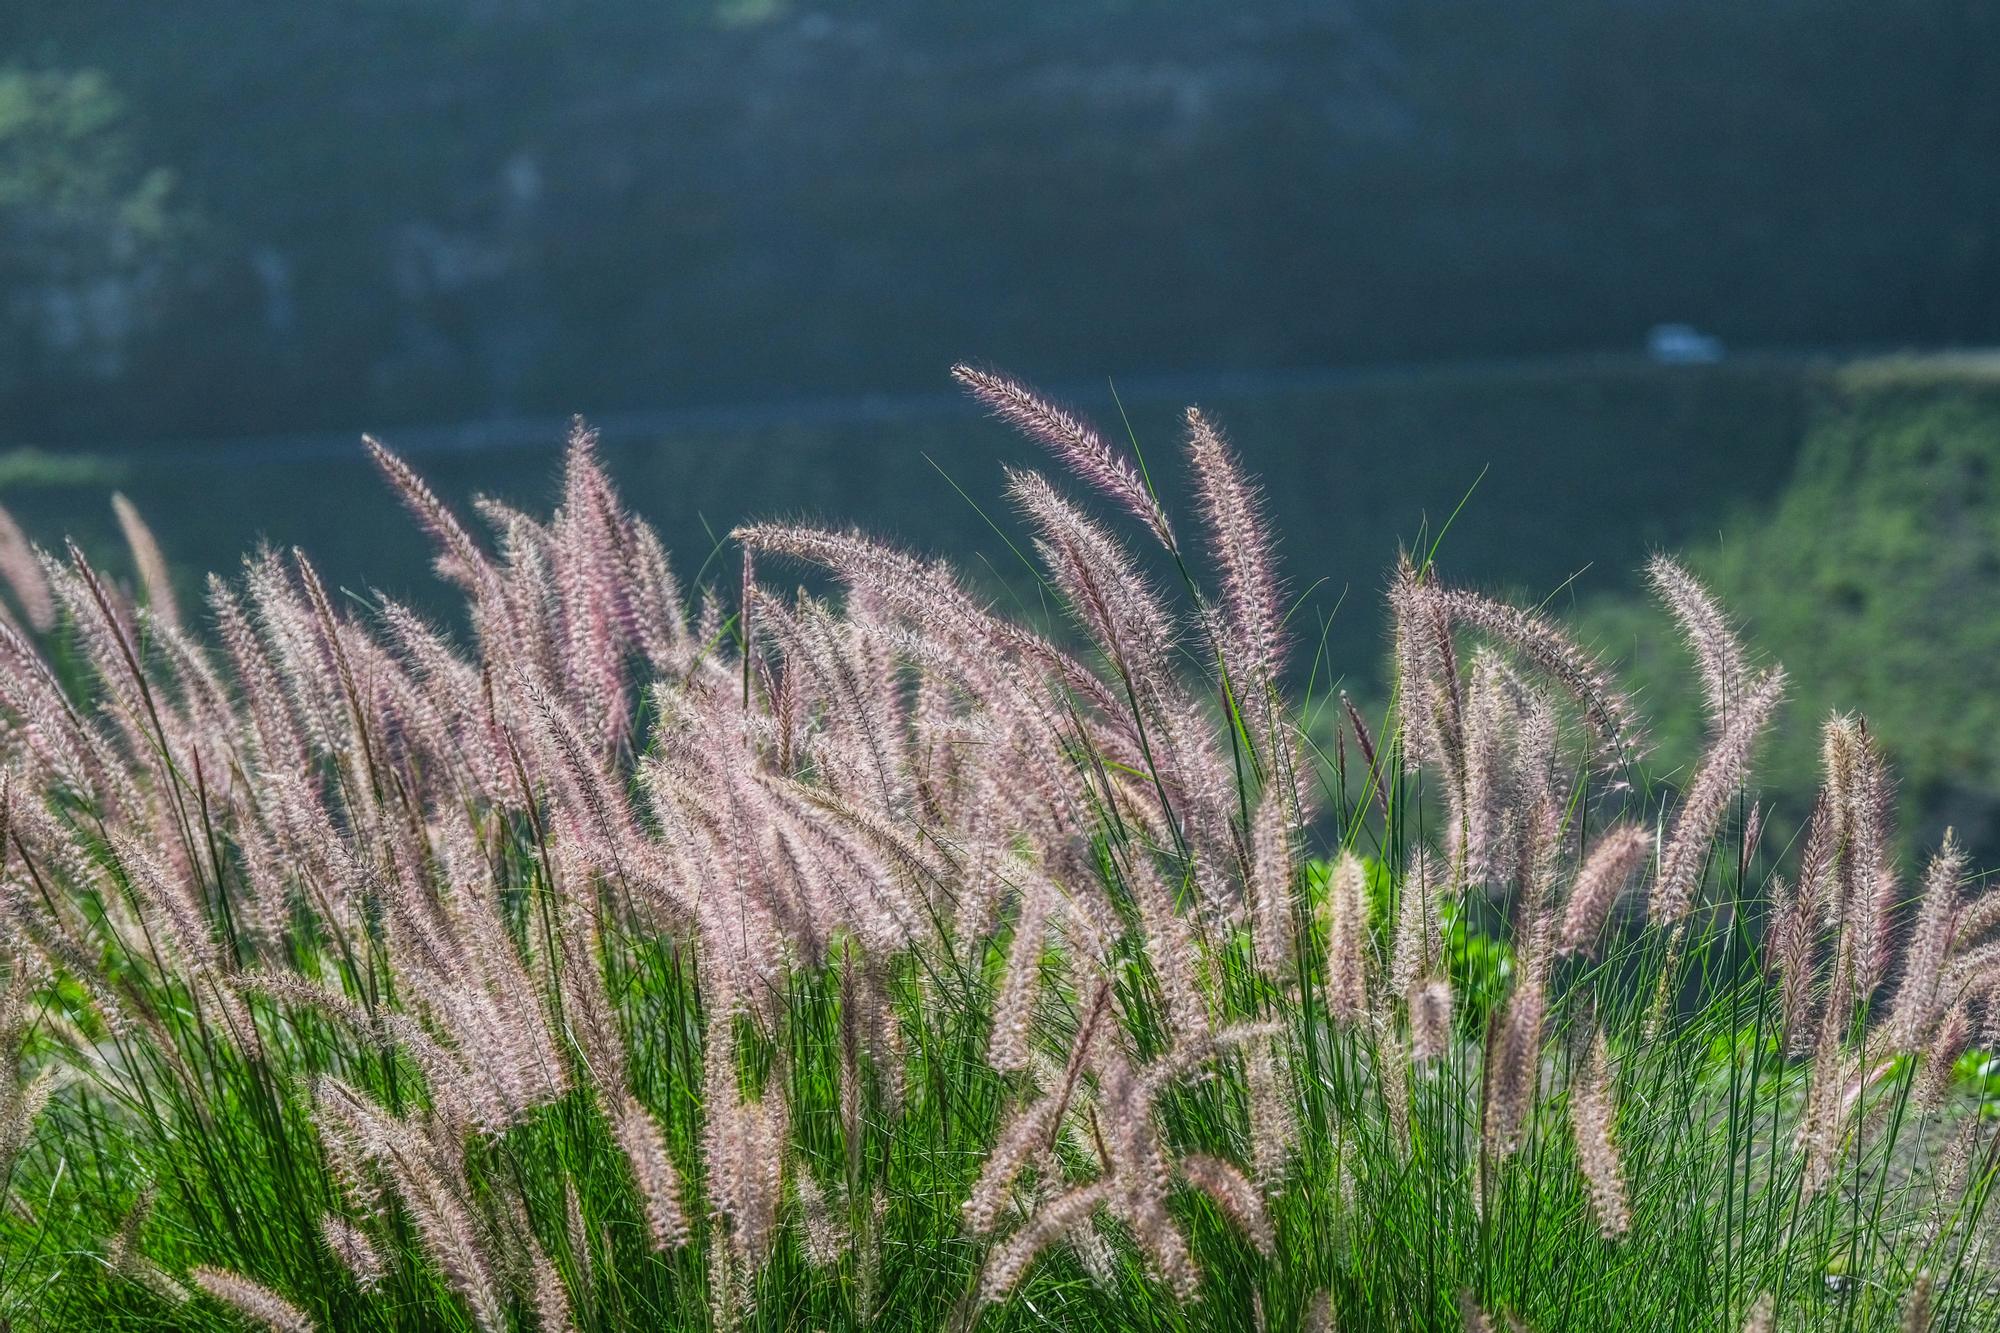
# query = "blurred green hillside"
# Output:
<box><xmin>1587</xmin><ymin>356</ymin><xmax>2000</xmax><ymax>860</ymax></box>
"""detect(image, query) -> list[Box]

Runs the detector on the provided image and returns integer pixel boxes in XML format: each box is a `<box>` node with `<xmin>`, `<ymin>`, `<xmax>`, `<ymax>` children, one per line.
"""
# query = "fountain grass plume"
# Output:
<box><xmin>0</xmin><ymin>367</ymin><xmax>1990</xmax><ymax>1333</ymax></box>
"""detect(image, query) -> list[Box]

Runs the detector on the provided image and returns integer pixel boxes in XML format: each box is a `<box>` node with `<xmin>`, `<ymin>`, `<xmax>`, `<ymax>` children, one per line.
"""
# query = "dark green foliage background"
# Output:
<box><xmin>4</xmin><ymin>1</ymin><xmax>2000</xmax><ymax>442</ymax></box>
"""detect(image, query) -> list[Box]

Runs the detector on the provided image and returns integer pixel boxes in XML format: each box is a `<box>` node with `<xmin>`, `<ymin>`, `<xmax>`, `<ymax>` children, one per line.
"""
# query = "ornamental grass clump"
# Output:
<box><xmin>0</xmin><ymin>369</ymin><xmax>1995</xmax><ymax>1331</ymax></box>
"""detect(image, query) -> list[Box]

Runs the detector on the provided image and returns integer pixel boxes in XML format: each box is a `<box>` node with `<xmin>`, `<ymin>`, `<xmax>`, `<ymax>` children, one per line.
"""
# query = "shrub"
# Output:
<box><xmin>0</xmin><ymin>371</ymin><xmax>1991</xmax><ymax>1331</ymax></box>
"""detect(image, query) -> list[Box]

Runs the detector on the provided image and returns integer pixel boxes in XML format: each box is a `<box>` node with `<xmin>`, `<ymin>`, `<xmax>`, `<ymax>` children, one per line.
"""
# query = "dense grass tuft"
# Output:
<box><xmin>0</xmin><ymin>373</ymin><xmax>1994</xmax><ymax>1332</ymax></box>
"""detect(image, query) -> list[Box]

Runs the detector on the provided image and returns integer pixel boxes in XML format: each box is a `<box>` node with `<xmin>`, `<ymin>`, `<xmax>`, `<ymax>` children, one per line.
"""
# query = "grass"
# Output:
<box><xmin>0</xmin><ymin>366</ymin><xmax>1992</xmax><ymax>1333</ymax></box>
<box><xmin>1586</xmin><ymin>356</ymin><xmax>2000</xmax><ymax>860</ymax></box>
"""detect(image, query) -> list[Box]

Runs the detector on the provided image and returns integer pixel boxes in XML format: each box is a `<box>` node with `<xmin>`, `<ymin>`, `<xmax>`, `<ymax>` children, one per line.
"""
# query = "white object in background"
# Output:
<box><xmin>1646</xmin><ymin>324</ymin><xmax>1726</xmax><ymax>364</ymax></box>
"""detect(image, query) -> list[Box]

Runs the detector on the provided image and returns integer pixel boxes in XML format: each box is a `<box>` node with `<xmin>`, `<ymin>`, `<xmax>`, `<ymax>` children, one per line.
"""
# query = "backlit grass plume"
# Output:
<box><xmin>0</xmin><ymin>368</ymin><xmax>1995</xmax><ymax>1332</ymax></box>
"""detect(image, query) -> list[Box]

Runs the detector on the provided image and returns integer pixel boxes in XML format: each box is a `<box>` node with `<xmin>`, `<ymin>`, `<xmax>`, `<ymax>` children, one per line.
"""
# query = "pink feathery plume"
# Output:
<box><xmin>767</xmin><ymin>817</ymin><xmax>866</xmax><ymax>961</ymax></box>
<box><xmin>1512</xmin><ymin>678</ymin><xmax>1561</xmax><ymax>818</ymax></box>
<box><xmin>1795</xmin><ymin>941</ymin><xmax>1862</xmax><ymax>1201</ymax></box>
<box><xmin>548</xmin><ymin>875</ymin><xmax>632</xmax><ymax>1093</ymax></box>
<box><xmin>229</xmin><ymin>768</ymin><xmax>328</xmax><ymax>932</ymax></box>
<box><xmin>376</xmin><ymin>598</ymin><xmax>508</xmax><ymax>796</ymax></box>
<box><xmin>1482</xmin><ymin>973</ymin><xmax>1546</xmax><ymax>1161</ymax></box>
<box><xmin>1390</xmin><ymin>557</ymin><xmax>1464</xmax><ymax>781</ymax></box>
<box><xmin>610</xmin><ymin>1093</ymin><xmax>690</xmax><ymax>1251</ymax></box>
<box><xmin>963</xmin><ymin>1088</ymin><xmax>1068</xmax><ymax>1237</ymax></box>
<box><xmin>751</xmin><ymin>737</ymin><xmax>926</xmax><ymax>893</ymax></box>
<box><xmin>1952</xmin><ymin>874</ymin><xmax>2000</xmax><ymax>954</ymax></box>
<box><xmin>1569</xmin><ymin>1027</ymin><xmax>1630</xmax><ymax>1238</ymax></box>
<box><xmin>1794</xmin><ymin>792</ymin><xmax>1840</xmax><ymax>928</ymax></box>
<box><xmin>107</xmin><ymin>830</ymin><xmax>230</xmax><ymax>992</ymax></box>
<box><xmin>636</xmin><ymin>779</ymin><xmax>780</xmax><ymax>987</ymax></box>
<box><xmin>46</xmin><ymin>544</ymin><xmax>148</xmax><ymax>731</ymax></box>
<box><xmin>1184</xmin><ymin>405</ymin><xmax>1285</xmax><ymax>720</ymax></box>
<box><xmin>793</xmin><ymin>1171</ymin><xmax>848</xmax><ymax>1269</ymax></box>
<box><xmin>0</xmin><ymin>503</ymin><xmax>52</xmax><ymax>630</ymax></box>
<box><xmin>520</xmin><ymin>672</ymin><xmax>645</xmax><ymax>884</ymax></box>
<box><xmin>952</xmin><ymin>364</ymin><xmax>1175</xmax><ymax>551</ymax></box>
<box><xmin>564</xmin><ymin>421</ymin><xmax>664</xmax><ymax>659</ymax></box>
<box><xmin>1248</xmin><ymin>785</ymin><xmax>1296</xmax><ymax>969</ymax></box>
<box><xmin>1124</xmin><ymin>855</ymin><xmax>1208</xmax><ymax>1039</ymax></box>
<box><xmin>1341</xmin><ymin>690</ymin><xmax>1393</xmax><ymax>823</ymax></box>
<box><xmin>318</xmin><ymin>1215</ymin><xmax>383</xmax><ymax>1290</ymax></box>
<box><xmin>1461</xmin><ymin>650</ymin><xmax>1523</xmax><ymax>884</ymax></box>
<box><xmin>1043</xmin><ymin>981</ymin><xmax>1114</xmax><ymax>1154</ymax></box>
<box><xmin>692</xmin><ymin>833</ymin><xmax>791</xmax><ymax>1009</ymax></box>
<box><xmin>363</xmin><ymin>435</ymin><xmax>492</xmax><ymax>594</ymax></box>
<box><xmin>313</xmin><ymin>1079</ymin><xmax>505</xmax><ymax>1331</ymax></box>
<box><xmin>44</xmin><ymin>548</ymin><xmax>207</xmax><ymax>830</ymax></box>
<box><xmin>1410</xmin><ymin>977</ymin><xmax>1455</xmax><ymax>1063</ymax></box>
<box><xmin>1436</xmin><ymin>582</ymin><xmax>1647</xmax><ymax>775</ymax></box>
<box><xmin>1151</xmin><ymin>697</ymin><xmax>1244</xmax><ymax>879</ymax></box>
<box><xmin>0</xmin><ymin>1046</ymin><xmax>55</xmax><ymax>1183</ymax></box>
<box><xmin>980</xmin><ymin>1182</ymin><xmax>1111</xmax><ymax>1304</ymax></box>
<box><xmin>1243</xmin><ymin>1030</ymin><xmax>1297</xmax><ymax>1192</ymax></box>
<box><xmin>1093</xmin><ymin>1045</ymin><xmax>1200</xmax><ymax>1300</ymax></box>
<box><xmin>110</xmin><ymin>493</ymin><xmax>180</xmax><ymax>631</ymax></box>
<box><xmin>1823</xmin><ymin>714</ymin><xmax>1898</xmax><ymax>994</ymax></box>
<box><xmin>471</xmin><ymin>494</ymin><xmax>540</xmax><ymax>553</ymax></box>
<box><xmin>735</xmin><ymin>523</ymin><xmax>1138</xmax><ymax>744</ymax></box>
<box><xmin>1389</xmin><ymin>848</ymin><xmax>1444</xmax><ymax>994</ymax></box>
<box><xmin>1178</xmin><ymin>1154</ymin><xmax>1275</xmax><ymax>1255</ymax></box>
<box><xmin>1323</xmin><ymin>852</ymin><xmax>1371</xmax><ymax>1024</ymax></box>
<box><xmin>188</xmin><ymin>1267</ymin><xmax>312</xmax><ymax>1333</ymax></box>
<box><xmin>763</xmin><ymin>782</ymin><xmax>931</xmax><ymax>953</ymax></box>
<box><xmin>526</xmin><ymin>1235</ymin><xmax>574</xmax><ymax>1333</ymax></box>
<box><xmin>439</xmin><ymin>826</ymin><xmax>571</xmax><ymax>1123</ymax></box>
<box><xmin>1649</xmin><ymin>667</ymin><xmax>1785</xmax><ymax>925</ymax></box>
<box><xmin>1646</xmin><ymin>554</ymin><xmax>1748</xmax><ymax>727</ymax></box>
<box><xmin>1007</xmin><ymin>468</ymin><xmax>1177</xmax><ymax>684</ymax></box>
<box><xmin>1764</xmin><ymin>874</ymin><xmax>1819</xmax><ymax>1056</ymax></box>
<box><xmin>241</xmin><ymin>551</ymin><xmax>346</xmax><ymax>760</ymax></box>
<box><xmin>291</xmin><ymin>551</ymin><xmax>390</xmax><ymax>799</ymax></box>
<box><xmin>702</xmin><ymin>996</ymin><xmax>789</xmax><ymax>1273</ymax></box>
<box><xmin>1813</xmin><ymin>719</ymin><xmax>1880</xmax><ymax>1002</ymax></box>
<box><xmin>1820</xmin><ymin>715</ymin><xmax>1867</xmax><ymax>905</ymax></box>
<box><xmin>1885</xmin><ymin>831</ymin><xmax>1965</xmax><ymax>1051</ymax></box>
<box><xmin>502</xmin><ymin>516</ymin><xmax>573</xmax><ymax>693</ymax></box>
<box><xmin>0</xmin><ymin>615</ymin><xmax>127</xmax><ymax>806</ymax></box>
<box><xmin>753</xmin><ymin>591</ymin><xmax>908</xmax><ymax>811</ymax></box>
<box><xmin>346</xmin><ymin>626</ymin><xmax>455</xmax><ymax>787</ymax></box>
<box><xmin>1516</xmin><ymin>792</ymin><xmax>1565</xmax><ymax>952</ymax></box>
<box><xmin>552</xmin><ymin>419</ymin><xmax>632</xmax><ymax>746</ymax></box>
<box><xmin>207</xmin><ymin>574</ymin><xmax>310</xmax><ymax>777</ymax></box>
<box><xmin>1915</xmin><ymin>1005</ymin><xmax>1971</xmax><ymax>1112</ymax></box>
<box><xmin>623</xmin><ymin>517</ymin><xmax>694</xmax><ymax>673</ymax></box>
<box><xmin>1004</xmin><ymin>474</ymin><xmax>1239</xmax><ymax>862</ymax></box>
<box><xmin>737</xmin><ymin>526</ymin><xmax>988</xmax><ymax>662</ymax></box>
<box><xmin>842</xmin><ymin>586</ymin><xmax>909</xmax><ymax>759</ymax></box>
<box><xmin>988</xmin><ymin>874</ymin><xmax>1053</xmax><ymax>1074</ymax></box>
<box><xmin>1558</xmin><ymin>825</ymin><xmax>1651</xmax><ymax>957</ymax></box>
<box><xmin>148</xmin><ymin>617</ymin><xmax>240</xmax><ymax>781</ymax></box>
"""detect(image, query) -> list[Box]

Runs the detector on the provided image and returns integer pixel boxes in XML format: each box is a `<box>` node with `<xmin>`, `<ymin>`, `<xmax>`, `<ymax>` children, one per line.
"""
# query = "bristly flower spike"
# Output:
<box><xmin>952</xmin><ymin>364</ymin><xmax>1175</xmax><ymax>551</ymax></box>
<box><xmin>1185</xmin><ymin>404</ymin><xmax>1286</xmax><ymax>722</ymax></box>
